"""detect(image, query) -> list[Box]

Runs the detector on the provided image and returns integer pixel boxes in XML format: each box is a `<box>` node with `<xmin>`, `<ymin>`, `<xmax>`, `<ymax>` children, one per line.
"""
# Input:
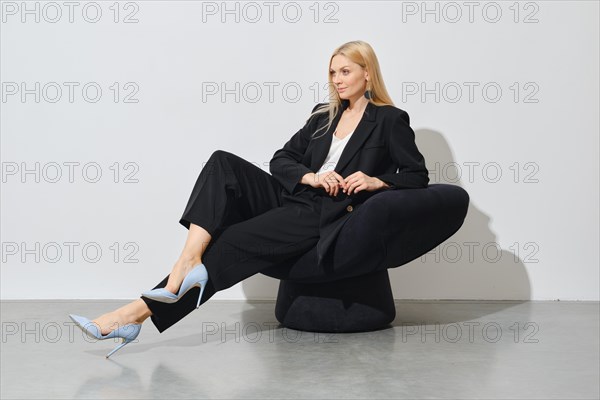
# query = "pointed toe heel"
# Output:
<box><xmin>142</xmin><ymin>263</ymin><xmax>209</xmax><ymax>309</ymax></box>
<box><xmin>69</xmin><ymin>314</ymin><xmax>142</xmax><ymax>358</ymax></box>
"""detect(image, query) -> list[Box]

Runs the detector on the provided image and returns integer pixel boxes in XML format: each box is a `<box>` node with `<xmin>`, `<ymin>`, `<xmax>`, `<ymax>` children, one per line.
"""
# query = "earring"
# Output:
<box><xmin>364</xmin><ymin>81</ymin><xmax>372</xmax><ymax>99</ymax></box>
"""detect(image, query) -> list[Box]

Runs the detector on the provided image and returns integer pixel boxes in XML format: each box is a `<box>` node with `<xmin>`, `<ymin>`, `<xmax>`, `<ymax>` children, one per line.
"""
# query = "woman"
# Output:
<box><xmin>69</xmin><ymin>40</ymin><xmax>429</xmax><ymax>358</ymax></box>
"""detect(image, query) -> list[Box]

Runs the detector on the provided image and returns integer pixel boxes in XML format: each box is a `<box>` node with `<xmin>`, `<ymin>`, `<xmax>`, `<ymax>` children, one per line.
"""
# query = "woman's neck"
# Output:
<box><xmin>343</xmin><ymin>97</ymin><xmax>369</xmax><ymax>115</ymax></box>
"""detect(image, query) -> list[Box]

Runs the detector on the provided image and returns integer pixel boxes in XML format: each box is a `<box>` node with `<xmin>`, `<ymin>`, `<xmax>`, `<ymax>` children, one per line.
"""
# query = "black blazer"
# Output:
<box><xmin>269</xmin><ymin>99</ymin><xmax>429</xmax><ymax>265</ymax></box>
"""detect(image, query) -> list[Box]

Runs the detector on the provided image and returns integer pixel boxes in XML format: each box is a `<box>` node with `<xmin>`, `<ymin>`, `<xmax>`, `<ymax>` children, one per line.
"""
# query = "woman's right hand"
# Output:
<box><xmin>302</xmin><ymin>172</ymin><xmax>347</xmax><ymax>197</ymax></box>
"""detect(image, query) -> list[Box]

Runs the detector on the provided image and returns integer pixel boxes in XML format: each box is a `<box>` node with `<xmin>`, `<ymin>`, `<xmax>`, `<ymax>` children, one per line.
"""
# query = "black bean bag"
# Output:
<box><xmin>260</xmin><ymin>183</ymin><xmax>470</xmax><ymax>332</ymax></box>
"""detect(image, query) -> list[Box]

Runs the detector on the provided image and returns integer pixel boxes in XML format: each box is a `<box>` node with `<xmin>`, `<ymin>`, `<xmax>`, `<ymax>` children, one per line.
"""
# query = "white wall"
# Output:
<box><xmin>1</xmin><ymin>1</ymin><xmax>598</xmax><ymax>300</ymax></box>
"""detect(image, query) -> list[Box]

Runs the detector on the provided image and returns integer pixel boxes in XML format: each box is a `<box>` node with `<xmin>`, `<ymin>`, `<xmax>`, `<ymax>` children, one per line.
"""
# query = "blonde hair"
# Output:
<box><xmin>308</xmin><ymin>40</ymin><xmax>395</xmax><ymax>139</ymax></box>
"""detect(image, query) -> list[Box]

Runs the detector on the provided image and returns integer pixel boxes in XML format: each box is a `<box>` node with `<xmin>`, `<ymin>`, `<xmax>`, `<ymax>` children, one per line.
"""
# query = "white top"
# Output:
<box><xmin>315</xmin><ymin>130</ymin><xmax>355</xmax><ymax>175</ymax></box>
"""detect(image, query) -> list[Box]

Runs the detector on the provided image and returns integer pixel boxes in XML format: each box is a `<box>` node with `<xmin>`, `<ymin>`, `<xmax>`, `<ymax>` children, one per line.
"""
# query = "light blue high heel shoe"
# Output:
<box><xmin>141</xmin><ymin>263</ymin><xmax>209</xmax><ymax>309</ymax></box>
<box><xmin>69</xmin><ymin>314</ymin><xmax>142</xmax><ymax>358</ymax></box>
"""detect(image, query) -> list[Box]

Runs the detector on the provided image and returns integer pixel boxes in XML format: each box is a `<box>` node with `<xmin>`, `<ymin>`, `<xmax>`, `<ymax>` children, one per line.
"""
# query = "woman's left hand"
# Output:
<box><xmin>342</xmin><ymin>171</ymin><xmax>386</xmax><ymax>195</ymax></box>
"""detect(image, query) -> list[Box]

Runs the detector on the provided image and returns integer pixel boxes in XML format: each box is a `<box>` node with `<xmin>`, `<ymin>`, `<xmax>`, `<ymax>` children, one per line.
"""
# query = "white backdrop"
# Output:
<box><xmin>1</xmin><ymin>1</ymin><xmax>598</xmax><ymax>300</ymax></box>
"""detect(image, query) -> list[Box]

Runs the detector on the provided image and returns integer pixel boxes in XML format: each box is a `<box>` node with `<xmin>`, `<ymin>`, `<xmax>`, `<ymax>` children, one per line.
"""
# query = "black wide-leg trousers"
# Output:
<box><xmin>141</xmin><ymin>150</ymin><xmax>323</xmax><ymax>333</ymax></box>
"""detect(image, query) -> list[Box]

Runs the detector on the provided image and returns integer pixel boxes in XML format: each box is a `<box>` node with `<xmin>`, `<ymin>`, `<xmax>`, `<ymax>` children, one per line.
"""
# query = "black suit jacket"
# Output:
<box><xmin>269</xmin><ymin>99</ymin><xmax>429</xmax><ymax>265</ymax></box>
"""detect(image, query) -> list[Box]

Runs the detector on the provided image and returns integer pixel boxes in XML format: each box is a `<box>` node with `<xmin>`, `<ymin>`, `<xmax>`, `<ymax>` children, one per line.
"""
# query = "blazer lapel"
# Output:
<box><xmin>335</xmin><ymin>102</ymin><xmax>377</xmax><ymax>173</ymax></box>
<box><xmin>310</xmin><ymin>106</ymin><xmax>342</xmax><ymax>171</ymax></box>
<box><xmin>311</xmin><ymin>100</ymin><xmax>378</xmax><ymax>174</ymax></box>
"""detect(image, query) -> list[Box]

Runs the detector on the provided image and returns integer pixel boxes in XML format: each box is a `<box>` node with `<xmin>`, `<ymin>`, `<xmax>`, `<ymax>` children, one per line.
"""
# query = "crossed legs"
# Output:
<box><xmin>89</xmin><ymin>150</ymin><xmax>288</xmax><ymax>335</ymax></box>
<box><xmin>91</xmin><ymin>223</ymin><xmax>212</xmax><ymax>335</ymax></box>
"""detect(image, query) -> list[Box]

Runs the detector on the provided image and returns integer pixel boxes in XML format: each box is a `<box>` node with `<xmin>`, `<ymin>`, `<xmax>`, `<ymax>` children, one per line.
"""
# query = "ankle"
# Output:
<box><xmin>136</xmin><ymin>300</ymin><xmax>152</xmax><ymax>322</ymax></box>
<box><xmin>133</xmin><ymin>313</ymin><xmax>150</xmax><ymax>325</ymax></box>
<box><xmin>119</xmin><ymin>300</ymin><xmax>151</xmax><ymax>325</ymax></box>
<box><xmin>165</xmin><ymin>255</ymin><xmax>203</xmax><ymax>293</ymax></box>
<box><xmin>179</xmin><ymin>254</ymin><xmax>203</xmax><ymax>268</ymax></box>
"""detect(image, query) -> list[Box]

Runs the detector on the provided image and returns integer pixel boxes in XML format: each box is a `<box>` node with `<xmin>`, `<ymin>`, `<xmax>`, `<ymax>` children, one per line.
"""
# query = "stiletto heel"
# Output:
<box><xmin>142</xmin><ymin>263</ymin><xmax>209</xmax><ymax>309</ymax></box>
<box><xmin>105</xmin><ymin>338</ymin><xmax>133</xmax><ymax>358</ymax></box>
<box><xmin>68</xmin><ymin>314</ymin><xmax>142</xmax><ymax>358</ymax></box>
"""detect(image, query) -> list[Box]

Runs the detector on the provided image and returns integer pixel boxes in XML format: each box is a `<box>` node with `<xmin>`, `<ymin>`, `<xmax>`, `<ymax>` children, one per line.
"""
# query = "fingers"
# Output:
<box><xmin>343</xmin><ymin>175</ymin><xmax>354</xmax><ymax>195</ymax></box>
<box><xmin>344</xmin><ymin>173</ymin><xmax>373</xmax><ymax>195</ymax></box>
<box><xmin>320</xmin><ymin>175</ymin><xmax>331</xmax><ymax>195</ymax></box>
<box><xmin>319</xmin><ymin>171</ymin><xmax>353</xmax><ymax>196</ymax></box>
<box><xmin>321</xmin><ymin>171</ymin><xmax>377</xmax><ymax>196</ymax></box>
<box><xmin>345</xmin><ymin>179</ymin><xmax>362</xmax><ymax>195</ymax></box>
<box><xmin>321</xmin><ymin>172</ymin><xmax>339</xmax><ymax>196</ymax></box>
<box><xmin>331</xmin><ymin>172</ymin><xmax>345</xmax><ymax>196</ymax></box>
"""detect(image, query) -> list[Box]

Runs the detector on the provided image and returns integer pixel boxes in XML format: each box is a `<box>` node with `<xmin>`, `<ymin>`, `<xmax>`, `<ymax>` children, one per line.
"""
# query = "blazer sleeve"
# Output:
<box><xmin>269</xmin><ymin>103</ymin><xmax>323</xmax><ymax>194</ymax></box>
<box><xmin>376</xmin><ymin>110</ymin><xmax>429</xmax><ymax>189</ymax></box>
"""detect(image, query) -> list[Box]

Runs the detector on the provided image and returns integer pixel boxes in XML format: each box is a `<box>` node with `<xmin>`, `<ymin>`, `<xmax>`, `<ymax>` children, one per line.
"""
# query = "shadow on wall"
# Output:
<box><xmin>239</xmin><ymin>128</ymin><xmax>532</xmax><ymax>302</ymax></box>
<box><xmin>388</xmin><ymin>128</ymin><xmax>532</xmax><ymax>301</ymax></box>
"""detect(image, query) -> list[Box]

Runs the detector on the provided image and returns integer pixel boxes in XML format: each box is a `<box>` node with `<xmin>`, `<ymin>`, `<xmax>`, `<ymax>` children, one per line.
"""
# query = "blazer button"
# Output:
<box><xmin>346</xmin><ymin>205</ymin><xmax>353</xmax><ymax>212</ymax></box>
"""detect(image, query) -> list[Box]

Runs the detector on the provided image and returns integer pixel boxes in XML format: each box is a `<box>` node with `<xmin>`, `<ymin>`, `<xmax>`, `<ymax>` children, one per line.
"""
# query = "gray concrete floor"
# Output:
<box><xmin>1</xmin><ymin>300</ymin><xmax>598</xmax><ymax>399</ymax></box>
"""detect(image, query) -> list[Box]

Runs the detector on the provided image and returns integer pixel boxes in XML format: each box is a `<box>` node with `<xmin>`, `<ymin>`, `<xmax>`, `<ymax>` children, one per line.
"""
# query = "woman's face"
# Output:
<box><xmin>329</xmin><ymin>54</ymin><xmax>368</xmax><ymax>102</ymax></box>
